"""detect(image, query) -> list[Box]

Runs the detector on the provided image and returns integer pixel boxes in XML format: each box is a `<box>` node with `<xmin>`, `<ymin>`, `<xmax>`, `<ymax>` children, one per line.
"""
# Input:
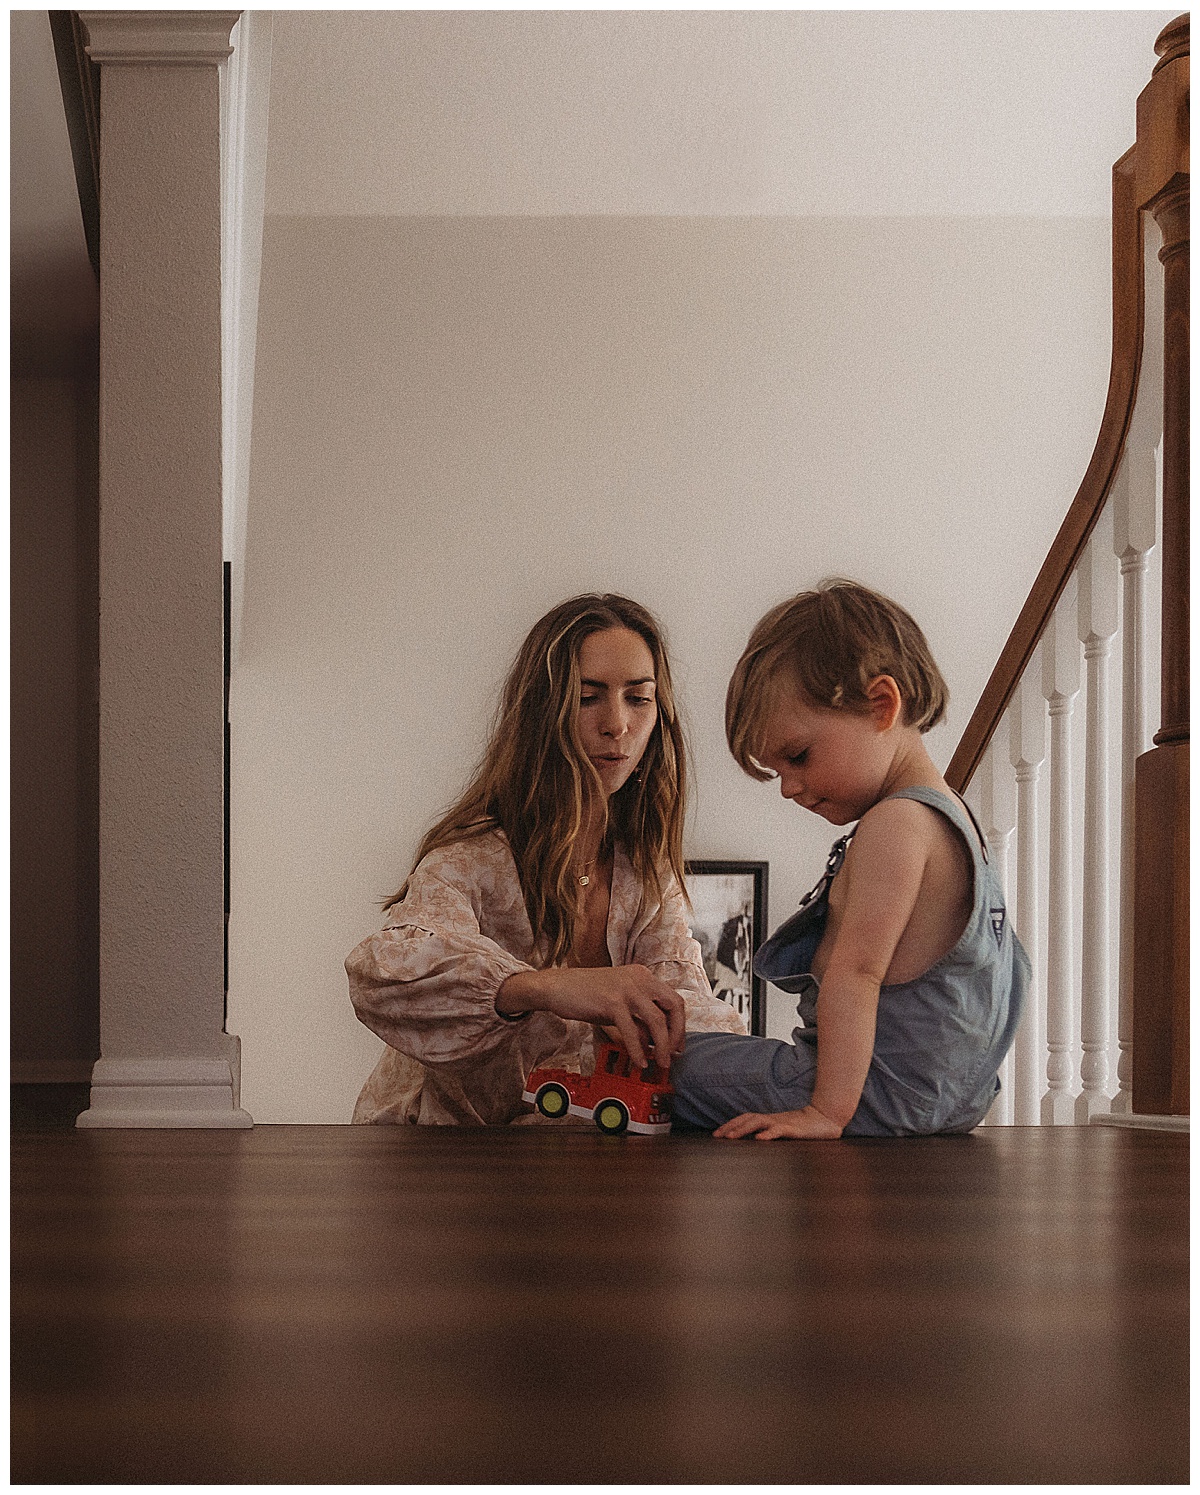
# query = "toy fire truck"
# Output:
<box><xmin>522</xmin><ymin>1037</ymin><xmax>674</xmax><ymax>1135</ymax></box>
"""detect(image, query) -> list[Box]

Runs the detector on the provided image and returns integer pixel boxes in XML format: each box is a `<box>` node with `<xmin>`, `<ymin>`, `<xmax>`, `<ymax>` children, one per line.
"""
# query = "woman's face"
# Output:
<box><xmin>576</xmin><ymin>626</ymin><xmax>658</xmax><ymax>797</ymax></box>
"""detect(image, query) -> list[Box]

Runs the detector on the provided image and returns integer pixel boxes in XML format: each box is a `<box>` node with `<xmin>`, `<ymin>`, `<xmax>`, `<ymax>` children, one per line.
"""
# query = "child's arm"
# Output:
<box><xmin>714</xmin><ymin>799</ymin><xmax>936</xmax><ymax>1140</ymax></box>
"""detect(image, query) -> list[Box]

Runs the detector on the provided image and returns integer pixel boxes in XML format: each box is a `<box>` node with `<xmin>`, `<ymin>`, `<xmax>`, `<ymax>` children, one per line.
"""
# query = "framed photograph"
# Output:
<box><xmin>684</xmin><ymin>860</ymin><xmax>769</xmax><ymax>1037</ymax></box>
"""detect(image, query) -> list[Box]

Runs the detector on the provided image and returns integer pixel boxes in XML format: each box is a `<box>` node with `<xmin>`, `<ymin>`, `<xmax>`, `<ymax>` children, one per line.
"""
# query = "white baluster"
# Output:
<box><xmin>1041</xmin><ymin>580</ymin><xmax>1080</xmax><ymax>1124</ymax></box>
<box><xmin>1009</xmin><ymin>661</ymin><xmax>1046</xmax><ymax>1126</ymax></box>
<box><xmin>978</xmin><ymin>740</ymin><xmax>1016</xmax><ymax>1126</ymax></box>
<box><xmin>1075</xmin><ymin>503</ymin><xmax>1120</xmax><ymax>1122</ymax></box>
<box><xmin>1110</xmin><ymin>273</ymin><xmax>1163</xmax><ymax>1114</ymax></box>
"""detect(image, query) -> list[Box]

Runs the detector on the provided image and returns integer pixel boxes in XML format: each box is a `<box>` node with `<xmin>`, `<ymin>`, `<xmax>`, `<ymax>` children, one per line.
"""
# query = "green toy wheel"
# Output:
<box><xmin>594</xmin><ymin>1098</ymin><xmax>630</xmax><ymax>1135</ymax></box>
<box><xmin>535</xmin><ymin>1082</ymin><xmax>570</xmax><ymax>1119</ymax></box>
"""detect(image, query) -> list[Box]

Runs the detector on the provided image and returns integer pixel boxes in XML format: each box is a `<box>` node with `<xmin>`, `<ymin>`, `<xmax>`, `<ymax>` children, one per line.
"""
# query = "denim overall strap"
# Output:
<box><xmin>881</xmin><ymin>786</ymin><xmax>989</xmax><ymax>865</ymax></box>
<box><xmin>752</xmin><ymin>829</ymin><xmax>854</xmax><ymax>994</ymax></box>
<box><xmin>799</xmin><ymin>828</ymin><xmax>857</xmax><ymax>911</ymax></box>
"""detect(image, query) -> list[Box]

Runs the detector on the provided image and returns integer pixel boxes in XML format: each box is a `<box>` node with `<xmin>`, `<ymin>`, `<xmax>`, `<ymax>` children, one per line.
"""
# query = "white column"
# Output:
<box><xmin>1075</xmin><ymin>503</ymin><xmax>1120</xmax><ymax>1124</ymax></box>
<box><xmin>1009</xmin><ymin>662</ymin><xmax>1046</xmax><ymax>1126</ymax></box>
<box><xmin>77</xmin><ymin>11</ymin><xmax>251</xmax><ymax>1127</ymax></box>
<box><xmin>977</xmin><ymin>742</ymin><xmax>1016</xmax><ymax>1126</ymax></box>
<box><xmin>1041</xmin><ymin>581</ymin><xmax>1080</xmax><ymax>1124</ymax></box>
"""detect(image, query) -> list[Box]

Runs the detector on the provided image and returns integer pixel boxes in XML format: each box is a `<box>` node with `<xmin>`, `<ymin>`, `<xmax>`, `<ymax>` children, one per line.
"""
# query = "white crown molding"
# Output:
<box><xmin>81</xmin><ymin>11</ymin><xmax>241</xmax><ymax>67</ymax></box>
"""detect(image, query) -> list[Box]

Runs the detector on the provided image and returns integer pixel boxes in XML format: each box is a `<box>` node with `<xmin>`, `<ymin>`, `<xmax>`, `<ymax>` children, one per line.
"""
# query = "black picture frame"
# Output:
<box><xmin>684</xmin><ymin>860</ymin><xmax>769</xmax><ymax>1037</ymax></box>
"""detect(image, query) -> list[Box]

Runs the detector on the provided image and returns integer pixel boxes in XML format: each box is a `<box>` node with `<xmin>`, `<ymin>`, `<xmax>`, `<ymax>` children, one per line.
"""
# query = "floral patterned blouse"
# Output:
<box><xmin>347</xmin><ymin>829</ymin><xmax>745</xmax><ymax>1125</ymax></box>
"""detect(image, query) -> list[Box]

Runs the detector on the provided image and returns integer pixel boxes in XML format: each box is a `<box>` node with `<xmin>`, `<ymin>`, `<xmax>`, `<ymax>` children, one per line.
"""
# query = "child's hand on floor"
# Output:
<box><xmin>713</xmin><ymin>1104</ymin><xmax>844</xmax><ymax>1140</ymax></box>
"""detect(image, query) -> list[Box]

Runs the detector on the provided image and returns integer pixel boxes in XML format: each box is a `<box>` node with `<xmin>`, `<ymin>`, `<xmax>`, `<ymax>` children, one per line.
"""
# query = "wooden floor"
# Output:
<box><xmin>11</xmin><ymin>1115</ymin><xmax>1188</xmax><ymax>1484</ymax></box>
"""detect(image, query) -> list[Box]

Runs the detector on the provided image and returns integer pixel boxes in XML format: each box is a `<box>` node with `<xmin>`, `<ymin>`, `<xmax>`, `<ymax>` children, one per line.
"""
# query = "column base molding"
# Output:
<box><xmin>1091</xmin><ymin>1112</ymin><xmax>1188</xmax><ymax>1133</ymax></box>
<box><xmin>76</xmin><ymin>1057</ymin><xmax>254</xmax><ymax>1128</ymax></box>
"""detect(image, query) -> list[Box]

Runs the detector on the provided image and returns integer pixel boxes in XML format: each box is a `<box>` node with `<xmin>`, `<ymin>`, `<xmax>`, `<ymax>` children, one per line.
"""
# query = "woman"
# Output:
<box><xmin>348</xmin><ymin>593</ymin><xmax>744</xmax><ymax>1124</ymax></box>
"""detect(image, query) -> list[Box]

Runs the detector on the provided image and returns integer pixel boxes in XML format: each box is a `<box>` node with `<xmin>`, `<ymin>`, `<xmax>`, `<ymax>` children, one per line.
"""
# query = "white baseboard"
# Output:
<box><xmin>75</xmin><ymin>1056</ymin><xmax>254</xmax><ymax>1129</ymax></box>
<box><xmin>11</xmin><ymin>1060</ymin><xmax>97</xmax><ymax>1084</ymax></box>
<box><xmin>1091</xmin><ymin>1112</ymin><xmax>1189</xmax><ymax>1133</ymax></box>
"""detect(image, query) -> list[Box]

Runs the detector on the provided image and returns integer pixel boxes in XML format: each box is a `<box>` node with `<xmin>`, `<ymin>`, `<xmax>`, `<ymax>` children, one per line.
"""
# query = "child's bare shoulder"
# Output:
<box><xmin>840</xmin><ymin>793</ymin><xmax>973</xmax><ymax>981</ymax></box>
<box><xmin>858</xmin><ymin>794</ymin><xmax>944</xmax><ymax>835</ymax></box>
<box><xmin>852</xmin><ymin>795</ymin><xmax>945</xmax><ymax>859</ymax></box>
<box><xmin>832</xmin><ymin>800</ymin><xmax>942</xmax><ymax>908</ymax></box>
<box><xmin>848</xmin><ymin>793</ymin><xmax>970</xmax><ymax>888</ymax></box>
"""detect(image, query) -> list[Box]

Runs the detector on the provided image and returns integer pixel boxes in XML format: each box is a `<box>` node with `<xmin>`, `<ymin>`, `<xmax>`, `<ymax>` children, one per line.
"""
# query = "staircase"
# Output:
<box><xmin>946</xmin><ymin>15</ymin><xmax>1189</xmax><ymax>1128</ymax></box>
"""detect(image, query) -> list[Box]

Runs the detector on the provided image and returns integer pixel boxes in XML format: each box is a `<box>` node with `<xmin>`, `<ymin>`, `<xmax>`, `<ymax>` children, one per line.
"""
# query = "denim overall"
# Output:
<box><xmin>672</xmin><ymin>787</ymin><xmax>1029</xmax><ymax>1136</ymax></box>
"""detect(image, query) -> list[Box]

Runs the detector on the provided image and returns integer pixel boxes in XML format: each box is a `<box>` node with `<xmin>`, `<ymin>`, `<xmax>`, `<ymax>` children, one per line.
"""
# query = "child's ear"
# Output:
<box><xmin>865</xmin><ymin>675</ymin><xmax>903</xmax><ymax>732</ymax></box>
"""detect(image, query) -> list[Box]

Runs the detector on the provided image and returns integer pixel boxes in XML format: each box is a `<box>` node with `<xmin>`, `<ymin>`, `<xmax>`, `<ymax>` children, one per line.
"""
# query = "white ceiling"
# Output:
<box><xmin>264</xmin><ymin>9</ymin><xmax>1176</xmax><ymax>218</ymax></box>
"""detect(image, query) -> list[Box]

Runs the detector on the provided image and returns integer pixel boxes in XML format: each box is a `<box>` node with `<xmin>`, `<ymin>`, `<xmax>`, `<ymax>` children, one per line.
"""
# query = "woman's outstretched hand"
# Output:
<box><xmin>496</xmin><ymin>965</ymin><xmax>686</xmax><ymax>1071</ymax></box>
<box><xmin>713</xmin><ymin>1105</ymin><xmax>844</xmax><ymax>1140</ymax></box>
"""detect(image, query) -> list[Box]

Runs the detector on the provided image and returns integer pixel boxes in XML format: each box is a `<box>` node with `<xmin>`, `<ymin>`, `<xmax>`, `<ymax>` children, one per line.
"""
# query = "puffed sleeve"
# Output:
<box><xmin>346</xmin><ymin>837</ymin><xmax>547</xmax><ymax>1066</ymax></box>
<box><xmin>633</xmin><ymin>876</ymin><xmax>748</xmax><ymax>1034</ymax></box>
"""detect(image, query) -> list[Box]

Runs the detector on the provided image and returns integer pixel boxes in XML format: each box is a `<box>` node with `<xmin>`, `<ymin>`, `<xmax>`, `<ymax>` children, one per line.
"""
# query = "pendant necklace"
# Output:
<box><xmin>576</xmin><ymin>845</ymin><xmax>605</xmax><ymax>887</ymax></box>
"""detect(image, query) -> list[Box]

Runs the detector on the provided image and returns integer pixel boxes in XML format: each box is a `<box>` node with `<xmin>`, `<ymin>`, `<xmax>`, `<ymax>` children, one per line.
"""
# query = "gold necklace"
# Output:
<box><xmin>575</xmin><ymin>844</ymin><xmax>607</xmax><ymax>887</ymax></box>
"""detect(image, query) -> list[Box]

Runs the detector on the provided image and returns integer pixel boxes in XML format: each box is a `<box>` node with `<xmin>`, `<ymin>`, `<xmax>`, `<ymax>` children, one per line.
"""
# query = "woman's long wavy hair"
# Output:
<box><xmin>384</xmin><ymin>595</ymin><xmax>689</xmax><ymax>967</ymax></box>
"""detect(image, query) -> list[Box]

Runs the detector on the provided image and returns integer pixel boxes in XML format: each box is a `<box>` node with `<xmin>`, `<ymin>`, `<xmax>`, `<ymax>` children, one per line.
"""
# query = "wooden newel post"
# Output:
<box><xmin>1132</xmin><ymin>15</ymin><xmax>1189</xmax><ymax>1115</ymax></box>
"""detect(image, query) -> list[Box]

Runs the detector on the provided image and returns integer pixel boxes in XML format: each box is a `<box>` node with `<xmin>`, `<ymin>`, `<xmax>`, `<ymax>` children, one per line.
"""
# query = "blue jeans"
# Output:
<box><xmin>671</xmin><ymin>1030</ymin><xmax>990</xmax><ymax>1137</ymax></box>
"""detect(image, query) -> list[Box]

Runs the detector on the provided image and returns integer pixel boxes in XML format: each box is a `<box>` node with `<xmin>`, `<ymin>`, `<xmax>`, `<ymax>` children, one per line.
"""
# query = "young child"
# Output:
<box><xmin>671</xmin><ymin>580</ymin><xmax>1029</xmax><ymax>1138</ymax></box>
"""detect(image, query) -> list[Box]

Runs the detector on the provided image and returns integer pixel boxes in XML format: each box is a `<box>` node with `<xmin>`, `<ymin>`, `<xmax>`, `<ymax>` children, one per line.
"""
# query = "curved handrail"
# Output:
<box><xmin>945</xmin><ymin>146</ymin><xmax>1145</xmax><ymax>792</ymax></box>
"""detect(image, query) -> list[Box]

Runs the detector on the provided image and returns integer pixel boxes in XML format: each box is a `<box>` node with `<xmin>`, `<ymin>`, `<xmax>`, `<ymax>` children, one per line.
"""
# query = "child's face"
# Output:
<box><xmin>756</xmin><ymin>681</ymin><xmax>896</xmax><ymax>825</ymax></box>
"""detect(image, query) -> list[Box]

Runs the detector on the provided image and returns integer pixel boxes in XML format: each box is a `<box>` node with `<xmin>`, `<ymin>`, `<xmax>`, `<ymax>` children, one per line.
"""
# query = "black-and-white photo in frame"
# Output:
<box><xmin>684</xmin><ymin>860</ymin><xmax>768</xmax><ymax>1037</ymax></box>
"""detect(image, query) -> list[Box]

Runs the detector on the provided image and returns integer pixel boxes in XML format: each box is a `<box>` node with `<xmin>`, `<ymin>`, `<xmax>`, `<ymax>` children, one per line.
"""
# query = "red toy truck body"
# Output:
<box><xmin>522</xmin><ymin>1038</ymin><xmax>674</xmax><ymax>1135</ymax></box>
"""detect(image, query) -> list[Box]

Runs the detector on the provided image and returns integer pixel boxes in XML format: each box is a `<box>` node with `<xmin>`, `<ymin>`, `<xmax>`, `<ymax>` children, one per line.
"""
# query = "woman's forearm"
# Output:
<box><xmin>497</xmin><ymin>964</ymin><xmax>686</xmax><ymax>1070</ymax></box>
<box><xmin>494</xmin><ymin>968</ymin><xmax>554</xmax><ymax>1014</ymax></box>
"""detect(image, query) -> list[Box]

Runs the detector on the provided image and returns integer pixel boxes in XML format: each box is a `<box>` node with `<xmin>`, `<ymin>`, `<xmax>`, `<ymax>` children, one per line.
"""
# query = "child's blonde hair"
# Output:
<box><xmin>726</xmin><ymin>579</ymin><xmax>948</xmax><ymax>781</ymax></box>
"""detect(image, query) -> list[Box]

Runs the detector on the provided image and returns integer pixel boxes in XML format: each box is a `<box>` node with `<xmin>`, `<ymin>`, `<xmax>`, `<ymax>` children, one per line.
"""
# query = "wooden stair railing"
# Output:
<box><xmin>946</xmin><ymin>15</ymin><xmax>1189</xmax><ymax>1119</ymax></box>
<box><xmin>1132</xmin><ymin>17</ymin><xmax>1189</xmax><ymax>1117</ymax></box>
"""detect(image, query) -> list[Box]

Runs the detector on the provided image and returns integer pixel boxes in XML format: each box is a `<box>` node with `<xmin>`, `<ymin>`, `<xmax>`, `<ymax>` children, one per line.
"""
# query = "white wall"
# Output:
<box><xmin>228</xmin><ymin>213</ymin><xmax>1110</xmax><ymax>1122</ymax></box>
<box><xmin>263</xmin><ymin>10</ymin><xmax>1172</xmax><ymax>218</ymax></box>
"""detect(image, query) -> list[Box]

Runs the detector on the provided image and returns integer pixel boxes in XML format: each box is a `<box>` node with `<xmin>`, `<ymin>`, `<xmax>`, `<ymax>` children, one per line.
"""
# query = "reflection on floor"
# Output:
<box><xmin>11</xmin><ymin>1113</ymin><xmax>1188</xmax><ymax>1483</ymax></box>
<box><xmin>11</xmin><ymin>1082</ymin><xmax>91</xmax><ymax>1131</ymax></box>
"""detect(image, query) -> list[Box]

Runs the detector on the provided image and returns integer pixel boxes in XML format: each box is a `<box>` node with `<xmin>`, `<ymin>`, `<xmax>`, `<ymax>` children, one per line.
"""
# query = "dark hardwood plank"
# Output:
<box><xmin>11</xmin><ymin>1125</ymin><xmax>1188</xmax><ymax>1484</ymax></box>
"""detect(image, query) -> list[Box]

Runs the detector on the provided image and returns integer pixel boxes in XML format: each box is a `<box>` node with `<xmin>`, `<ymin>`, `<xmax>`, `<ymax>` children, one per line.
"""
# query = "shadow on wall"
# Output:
<box><xmin>11</xmin><ymin>362</ymin><xmax>101</xmax><ymax>1083</ymax></box>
